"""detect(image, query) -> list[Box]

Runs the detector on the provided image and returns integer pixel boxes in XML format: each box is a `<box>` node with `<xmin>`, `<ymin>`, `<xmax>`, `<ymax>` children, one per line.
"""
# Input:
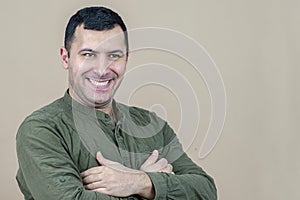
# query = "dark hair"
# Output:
<box><xmin>64</xmin><ymin>7</ymin><xmax>128</xmax><ymax>56</ymax></box>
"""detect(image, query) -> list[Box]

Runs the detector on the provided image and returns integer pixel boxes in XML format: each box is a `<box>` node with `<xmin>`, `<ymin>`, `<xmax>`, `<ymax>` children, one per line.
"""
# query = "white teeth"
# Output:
<box><xmin>89</xmin><ymin>79</ymin><xmax>109</xmax><ymax>86</ymax></box>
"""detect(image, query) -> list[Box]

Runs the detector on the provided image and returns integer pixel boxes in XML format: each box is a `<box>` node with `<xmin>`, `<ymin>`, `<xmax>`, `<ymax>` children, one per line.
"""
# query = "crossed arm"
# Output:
<box><xmin>81</xmin><ymin>150</ymin><xmax>173</xmax><ymax>199</ymax></box>
<box><xmin>17</xmin><ymin>120</ymin><xmax>217</xmax><ymax>199</ymax></box>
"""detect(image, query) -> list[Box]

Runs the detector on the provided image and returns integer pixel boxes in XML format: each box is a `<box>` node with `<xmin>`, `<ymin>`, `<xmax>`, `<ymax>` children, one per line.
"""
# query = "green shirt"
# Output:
<box><xmin>16</xmin><ymin>91</ymin><xmax>217</xmax><ymax>200</ymax></box>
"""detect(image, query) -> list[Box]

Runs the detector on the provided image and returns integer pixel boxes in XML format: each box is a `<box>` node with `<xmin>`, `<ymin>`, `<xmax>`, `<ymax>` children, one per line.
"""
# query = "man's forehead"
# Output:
<box><xmin>72</xmin><ymin>24</ymin><xmax>126</xmax><ymax>52</ymax></box>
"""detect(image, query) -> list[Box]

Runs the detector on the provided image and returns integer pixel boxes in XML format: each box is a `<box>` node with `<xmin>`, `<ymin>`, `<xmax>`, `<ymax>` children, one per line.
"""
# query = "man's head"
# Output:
<box><xmin>60</xmin><ymin>6</ymin><xmax>128</xmax><ymax>109</ymax></box>
<box><xmin>64</xmin><ymin>6</ymin><xmax>128</xmax><ymax>56</ymax></box>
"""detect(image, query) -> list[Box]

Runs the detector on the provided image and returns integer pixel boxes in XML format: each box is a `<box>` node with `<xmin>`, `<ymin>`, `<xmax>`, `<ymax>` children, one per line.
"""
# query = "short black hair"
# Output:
<box><xmin>64</xmin><ymin>6</ymin><xmax>128</xmax><ymax>56</ymax></box>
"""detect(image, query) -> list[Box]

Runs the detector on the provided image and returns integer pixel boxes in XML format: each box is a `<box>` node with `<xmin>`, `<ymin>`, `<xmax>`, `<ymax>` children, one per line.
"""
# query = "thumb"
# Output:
<box><xmin>140</xmin><ymin>150</ymin><xmax>159</xmax><ymax>169</ymax></box>
<box><xmin>96</xmin><ymin>151</ymin><xmax>111</xmax><ymax>166</ymax></box>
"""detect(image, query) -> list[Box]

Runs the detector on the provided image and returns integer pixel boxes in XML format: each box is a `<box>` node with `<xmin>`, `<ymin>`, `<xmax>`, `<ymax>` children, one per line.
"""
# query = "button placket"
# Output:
<box><xmin>114</xmin><ymin>123</ymin><xmax>130</xmax><ymax>166</ymax></box>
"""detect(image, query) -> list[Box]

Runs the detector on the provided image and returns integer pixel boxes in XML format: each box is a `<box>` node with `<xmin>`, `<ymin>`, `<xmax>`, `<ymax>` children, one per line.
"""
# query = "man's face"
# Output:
<box><xmin>61</xmin><ymin>24</ymin><xmax>127</xmax><ymax>108</ymax></box>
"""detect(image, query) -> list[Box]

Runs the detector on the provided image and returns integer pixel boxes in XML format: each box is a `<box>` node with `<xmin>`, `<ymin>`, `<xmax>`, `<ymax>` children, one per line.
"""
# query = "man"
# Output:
<box><xmin>16</xmin><ymin>6</ymin><xmax>217</xmax><ymax>200</ymax></box>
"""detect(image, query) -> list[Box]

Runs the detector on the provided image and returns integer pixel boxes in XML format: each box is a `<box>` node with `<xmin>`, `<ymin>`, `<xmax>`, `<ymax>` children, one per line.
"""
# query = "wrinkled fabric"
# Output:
<box><xmin>16</xmin><ymin>91</ymin><xmax>217</xmax><ymax>200</ymax></box>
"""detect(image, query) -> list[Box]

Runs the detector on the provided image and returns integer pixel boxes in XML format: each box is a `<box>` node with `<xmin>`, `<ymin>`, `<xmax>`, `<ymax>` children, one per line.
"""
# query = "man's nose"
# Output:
<box><xmin>96</xmin><ymin>55</ymin><xmax>113</xmax><ymax>75</ymax></box>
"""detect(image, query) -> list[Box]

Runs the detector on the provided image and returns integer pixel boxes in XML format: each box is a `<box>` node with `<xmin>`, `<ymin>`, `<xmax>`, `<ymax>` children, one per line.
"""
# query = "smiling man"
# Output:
<box><xmin>16</xmin><ymin>6</ymin><xmax>217</xmax><ymax>200</ymax></box>
<box><xmin>61</xmin><ymin>23</ymin><xmax>127</xmax><ymax>117</ymax></box>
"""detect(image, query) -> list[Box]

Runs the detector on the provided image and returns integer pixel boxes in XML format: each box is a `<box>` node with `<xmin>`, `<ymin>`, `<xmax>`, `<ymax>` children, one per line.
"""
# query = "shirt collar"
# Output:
<box><xmin>62</xmin><ymin>90</ymin><xmax>123</xmax><ymax>122</ymax></box>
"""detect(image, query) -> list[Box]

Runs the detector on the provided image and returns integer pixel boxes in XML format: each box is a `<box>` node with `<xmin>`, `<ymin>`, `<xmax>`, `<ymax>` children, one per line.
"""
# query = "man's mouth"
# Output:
<box><xmin>87</xmin><ymin>77</ymin><xmax>113</xmax><ymax>89</ymax></box>
<box><xmin>89</xmin><ymin>78</ymin><xmax>109</xmax><ymax>86</ymax></box>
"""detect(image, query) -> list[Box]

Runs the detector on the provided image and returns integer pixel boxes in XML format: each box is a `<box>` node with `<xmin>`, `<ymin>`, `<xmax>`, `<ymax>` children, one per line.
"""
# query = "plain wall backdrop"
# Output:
<box><xmin>1</xmin><ymin>0</ymin><xmax>299</xmax><ymax>199</ymax></box>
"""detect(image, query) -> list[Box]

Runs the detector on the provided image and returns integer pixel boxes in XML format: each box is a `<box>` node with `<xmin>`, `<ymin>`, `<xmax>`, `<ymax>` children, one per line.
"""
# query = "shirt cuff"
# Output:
<box><xmin>145</xmin><ymin>172</ymin><xmax>168</xmax><ymax>200</ymax></box>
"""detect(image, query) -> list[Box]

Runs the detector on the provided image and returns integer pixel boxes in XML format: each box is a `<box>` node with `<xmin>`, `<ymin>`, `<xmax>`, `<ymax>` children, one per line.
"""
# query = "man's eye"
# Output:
<box><xmin>82</xmin><ymin>53</ymin><xmax>94</xmax><ymax>57</ymax></box>
<box><xmin>109</xmin><ymin>54</ymin><xmax>121</xmax><ymax>59</ymax></box>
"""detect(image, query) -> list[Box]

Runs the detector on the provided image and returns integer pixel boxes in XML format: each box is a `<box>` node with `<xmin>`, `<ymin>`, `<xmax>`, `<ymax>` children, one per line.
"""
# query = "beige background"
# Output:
<box><xmin>1</xmin><ymin>0</ymin><xmax>299</xmax><ymax>199</ymax></box>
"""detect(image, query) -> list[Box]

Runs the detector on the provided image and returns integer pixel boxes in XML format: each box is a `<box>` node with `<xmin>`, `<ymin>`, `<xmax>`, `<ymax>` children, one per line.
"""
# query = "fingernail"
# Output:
<box><xmin>153</xmin><ymin>150</ymin><xmax>158</xmax><ymax>155</ymax></box>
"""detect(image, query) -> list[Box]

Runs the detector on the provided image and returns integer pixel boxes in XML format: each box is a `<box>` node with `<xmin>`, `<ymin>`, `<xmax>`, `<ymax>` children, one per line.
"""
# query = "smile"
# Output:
<box><xmin>89</xmin><ymin>79</ymin><xmax>109</xmax><ymax>86</ymax></box>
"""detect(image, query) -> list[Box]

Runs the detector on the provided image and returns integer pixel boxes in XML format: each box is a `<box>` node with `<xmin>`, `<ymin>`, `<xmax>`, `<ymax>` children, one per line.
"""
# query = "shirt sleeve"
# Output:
<box><xmin>146</xmin><ymin>123</ymin><xmax>218</xmax><ymax>200</ymax></box>
<box><xmin>16</xmin><ymin>119</ymin><xmax>130</xmax><ymax>200</ymax></box>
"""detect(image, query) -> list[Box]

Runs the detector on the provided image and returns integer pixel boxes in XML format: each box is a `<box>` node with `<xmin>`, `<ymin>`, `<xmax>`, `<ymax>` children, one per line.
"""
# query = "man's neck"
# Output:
<box><xmin>68</xmin><ymin>89</ymin><xmax>116</xmax><ymax>122</ymax></box>
<box><xmin>96</xmin><ymin>102</ymin><xmax>116</xmax><ymax>122</ymax></box>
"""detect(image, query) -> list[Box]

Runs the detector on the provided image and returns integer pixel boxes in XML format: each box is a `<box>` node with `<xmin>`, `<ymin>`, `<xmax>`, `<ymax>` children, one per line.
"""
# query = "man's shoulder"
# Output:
<box><xmin>16</xmin><ymin>95</ymin><xmax>70</xmax><ymax>145</ymax></box>
<box><xmin>21</xmin><ymin>96</ymin><xmax>67</xmax><ymax>128</ymax></box>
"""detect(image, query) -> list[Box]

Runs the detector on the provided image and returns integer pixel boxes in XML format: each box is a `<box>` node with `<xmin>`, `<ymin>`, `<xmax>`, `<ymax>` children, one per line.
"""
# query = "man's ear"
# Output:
<box><xmin>60</xmin><ymin>47</ymin><xmax>69</xmax><ymax>70</ymax></box>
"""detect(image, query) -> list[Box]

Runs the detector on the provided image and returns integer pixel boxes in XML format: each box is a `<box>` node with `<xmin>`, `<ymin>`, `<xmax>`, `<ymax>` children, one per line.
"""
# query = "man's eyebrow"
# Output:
<box><xmin>78</xmin><ymin>48</ymin><xmax>124</xmax><ymax>54</ymax></box>
<box><xmin>108</xmin><ymin>49</ymin><xmax>125</xmax><ymax>54</ymax></box>
<box><xmin>78</xmin><ymin>48</ymin><xmax>99</xmax><ymax>54</ymax></box>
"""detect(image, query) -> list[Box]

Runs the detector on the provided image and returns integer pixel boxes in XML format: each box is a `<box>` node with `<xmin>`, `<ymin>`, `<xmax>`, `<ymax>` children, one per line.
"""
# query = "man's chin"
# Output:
<box><xmin>74</xmin><ymin>90</ymin><xmax>113</xmax><ymax>108</ymax></box>
<box><xmin>92</xmin><ymin>98</ymin><xmax>112</xmax><ymax>108</ymax></box>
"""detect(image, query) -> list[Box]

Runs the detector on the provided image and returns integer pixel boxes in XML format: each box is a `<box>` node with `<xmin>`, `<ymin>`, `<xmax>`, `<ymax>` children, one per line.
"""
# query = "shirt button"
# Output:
<box><xmin>59</xmin><ymin>176</ymin><xmax>66</xmax><ymax>183</ymax></box>
<box><xmin>104</xmin><ymin>114</ymin><xmax>110</xmax><ymax>119</ymax></box>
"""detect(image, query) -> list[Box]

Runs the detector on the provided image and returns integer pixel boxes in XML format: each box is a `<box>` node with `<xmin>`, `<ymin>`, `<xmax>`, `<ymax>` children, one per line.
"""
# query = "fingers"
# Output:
<box><xmin>85</xmin><ymin>179</ymin><xmax>106</xmax><ymax>190</ymax></box>
<box><xmin>93</xmin><ymin>187</ymin><xmax>107</xmax><ymax>193</ymax></box>
<box><xmin>142</xmin><ymin>157</ymin><xmax>168</xmax><ymax>172</ymax></box>
<box><xmin>140</xmin><ymin>150</ymin><xmax>159</xmax><ymax>170</ymax></box>
<box><xmin>159</xmin><ymin>164</ymin><xmax>174</xmax><ymax>174</ymax></box>
<box><xmin>80</xmin><ymin>166</ymin><xmax>103</xmax><ymax>178</ymax></box>
<box><xmin>147</xmin><ymin>157</ymin><xmax>168</xmax><ymax>172</ymax></box>
<box><xmin>155</xmin><ymin>158</ymin><xmax>168</xmax><ymax>168</ymax></box>
<box><xmin>140</xmin><ymin>150</ymin><xmax>174</xmax><ymax>173</ymax></box>
<box><xmin>82</xmin><ymin>171</ymin><xmax>103</xmax><ymax>185</ymax></box>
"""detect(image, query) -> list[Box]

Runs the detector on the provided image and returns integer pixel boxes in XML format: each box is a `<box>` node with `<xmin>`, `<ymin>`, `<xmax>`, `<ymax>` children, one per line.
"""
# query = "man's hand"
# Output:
<box><xmin>140</xmin><ymin>150</ymin><xmax>174</xmax><ymax>174</ymax></box>
<box><xmin>81</xmin><ymin>152</ymin><xmax>154</xmax><ymax>199</ymax></box>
